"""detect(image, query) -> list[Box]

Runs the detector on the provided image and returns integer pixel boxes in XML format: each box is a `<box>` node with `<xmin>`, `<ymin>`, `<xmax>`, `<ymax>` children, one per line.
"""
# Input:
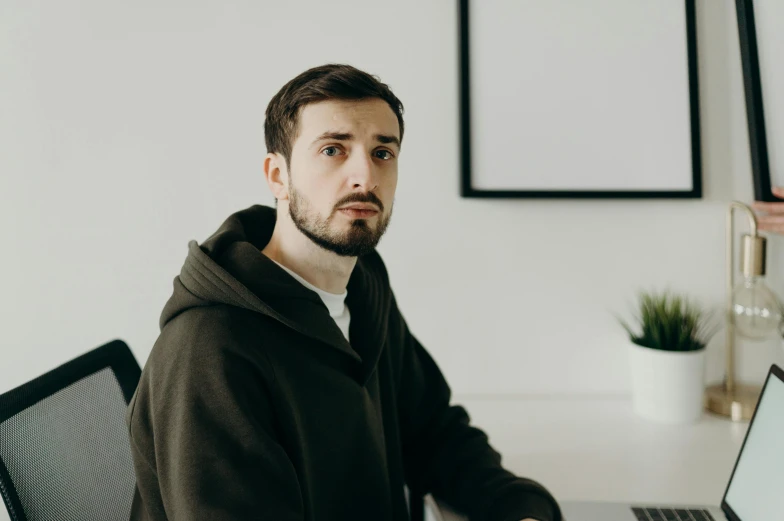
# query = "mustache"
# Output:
<box><xmin>335</xmin><ymin>192</ymin><xmax>384</xmax><ymax>212</ymax></box>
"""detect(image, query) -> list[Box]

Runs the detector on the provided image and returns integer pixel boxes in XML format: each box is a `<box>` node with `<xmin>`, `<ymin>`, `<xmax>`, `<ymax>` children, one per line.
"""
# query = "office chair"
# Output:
<box><xmin>0</xmin><ymin>339</ymin><xmax>141</xmax><ymax>521</ymax></box>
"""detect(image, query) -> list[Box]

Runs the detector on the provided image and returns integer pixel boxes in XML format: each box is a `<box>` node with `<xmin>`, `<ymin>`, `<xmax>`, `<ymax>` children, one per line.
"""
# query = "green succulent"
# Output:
<box><xmin>618</xmin><ymin>290</ymin><xmax>718</xmax><ymax>352</ymax></box>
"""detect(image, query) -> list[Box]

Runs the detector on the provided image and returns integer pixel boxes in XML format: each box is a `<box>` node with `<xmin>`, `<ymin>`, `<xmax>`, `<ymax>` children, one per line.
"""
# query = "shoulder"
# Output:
<box><xmin>142</xmin><ymin>305</ymin><xmax>276</xmax><ymax>397</ymax></box>
<box><xmin>127</xmin><ymin>305</ymin><xmax>278</xmax><ymax>457</ymax></box>
<box><xmin>160</xmin><ymin>304</ymin><xmax>255</xmax><ymax>357</ymax></box>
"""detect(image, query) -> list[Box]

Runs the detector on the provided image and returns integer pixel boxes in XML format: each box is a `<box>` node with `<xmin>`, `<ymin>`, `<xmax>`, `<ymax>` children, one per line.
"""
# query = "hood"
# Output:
<box><xmin>160</xmin><ymin>205</ymin><xmax>391</xmax><ymax>380</ymax></box>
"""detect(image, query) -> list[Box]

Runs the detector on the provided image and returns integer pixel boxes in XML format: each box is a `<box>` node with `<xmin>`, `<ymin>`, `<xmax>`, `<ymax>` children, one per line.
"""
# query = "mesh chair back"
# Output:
<box><xmin>0</xmin><ymin>340</ymin><xmax>141</xmax><ymax>521</ymax></box>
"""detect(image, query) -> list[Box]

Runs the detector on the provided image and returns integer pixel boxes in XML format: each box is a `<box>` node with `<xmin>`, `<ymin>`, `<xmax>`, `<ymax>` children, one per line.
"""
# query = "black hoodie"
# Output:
<box><xmin>126</xmin><ymin>205</ymin><xmax>561</xmax><ymax>521</ymax></box>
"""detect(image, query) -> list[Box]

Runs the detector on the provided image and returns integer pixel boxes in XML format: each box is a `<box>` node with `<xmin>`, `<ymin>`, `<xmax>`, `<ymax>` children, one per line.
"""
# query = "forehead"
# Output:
<box><xmin>296</xmin><ymin>98</ymin><xmax>399</xmax><ymax>140</ymax></box>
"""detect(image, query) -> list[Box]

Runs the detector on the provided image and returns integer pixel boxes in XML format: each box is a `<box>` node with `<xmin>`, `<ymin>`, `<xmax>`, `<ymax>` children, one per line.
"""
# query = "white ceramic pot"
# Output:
<box><xmin>628</xmin><ymin>342</ymin><xmax>706</xmax><ymax>424</ymax></box>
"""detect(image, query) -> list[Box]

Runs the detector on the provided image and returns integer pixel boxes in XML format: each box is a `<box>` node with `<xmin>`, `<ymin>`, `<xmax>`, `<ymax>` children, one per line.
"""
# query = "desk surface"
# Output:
<box><xmin>433</xmin><ymin>395</ymin><xmax>748</xmax><ymax>520</ymax></box>
<box><xmin>0</xmin><ymin>396</ymin><xmax>747</xmax><ymax>521</ymax></box>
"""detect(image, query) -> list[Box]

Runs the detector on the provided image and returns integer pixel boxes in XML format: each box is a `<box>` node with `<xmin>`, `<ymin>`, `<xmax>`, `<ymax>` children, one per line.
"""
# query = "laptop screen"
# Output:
<box><xmin>723</xmin><ymin>367</ymin><xmax>784</xmax><ymax>520</ymax></box>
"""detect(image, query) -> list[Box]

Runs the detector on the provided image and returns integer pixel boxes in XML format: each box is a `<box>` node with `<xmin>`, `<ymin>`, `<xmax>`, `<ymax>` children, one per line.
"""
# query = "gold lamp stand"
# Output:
<box><xmin>704</xmin><ymin>202</ymin><xmax>764</xmax><ymax>422</ymax></box>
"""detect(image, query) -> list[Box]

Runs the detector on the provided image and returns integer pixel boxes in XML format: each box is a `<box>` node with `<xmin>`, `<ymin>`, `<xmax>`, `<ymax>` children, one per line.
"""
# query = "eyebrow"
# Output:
<box><xmin>310</xmin><ymin>131</ymin><xmax>401</xmax><ymax>150</ymax></box>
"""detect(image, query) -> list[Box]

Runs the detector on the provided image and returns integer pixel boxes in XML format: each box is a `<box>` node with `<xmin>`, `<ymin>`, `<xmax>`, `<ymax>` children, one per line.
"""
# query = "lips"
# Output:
<box><xmin>339</xmin><ymin>204</ymin><xmax>379</xmax><ymax>211</ymax></box>
<box><xmin>339</xmin><ymin>208</ymin><xmax>379</xmax><ymax>218</ymax></box>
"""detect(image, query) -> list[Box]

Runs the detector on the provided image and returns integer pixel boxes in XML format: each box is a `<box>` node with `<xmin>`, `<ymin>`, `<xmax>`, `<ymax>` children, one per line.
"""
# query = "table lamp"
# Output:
<box><xmin>705</xmin><ymin>202</ymin><xmax>782</xmax><ymax>421</ymax></box>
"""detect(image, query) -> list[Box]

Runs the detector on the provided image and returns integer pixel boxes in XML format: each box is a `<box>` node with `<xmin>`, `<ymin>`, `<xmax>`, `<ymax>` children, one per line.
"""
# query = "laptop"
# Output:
<box><xmin>560</xmin><ymin>363</ymin><xmax>784</xmax><ymax>521</ymax></box>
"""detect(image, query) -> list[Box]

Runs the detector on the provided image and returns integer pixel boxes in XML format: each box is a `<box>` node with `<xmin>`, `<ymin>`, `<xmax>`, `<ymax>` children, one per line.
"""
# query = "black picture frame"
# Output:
<box><xmin>735</xmin><ymin>0</ymin><xmax>781</xmax><ymax>202</ymax></box>
<box><xmin>458</xmin><ymin>0</ymin><xmax>703</xmax><ymax>199</ymax></box>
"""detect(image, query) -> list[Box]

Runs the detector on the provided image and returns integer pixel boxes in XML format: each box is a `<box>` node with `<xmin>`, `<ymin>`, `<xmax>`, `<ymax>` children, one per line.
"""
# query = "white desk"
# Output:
<box><xmin>432</xmin><ymin>396</ymin><xmax>748</xmax><ymax>520</ymax></box>
<box><xmin>0</xmin><ymin>396</ymin><xmax>747</xmax><ymax>521</ymax></box>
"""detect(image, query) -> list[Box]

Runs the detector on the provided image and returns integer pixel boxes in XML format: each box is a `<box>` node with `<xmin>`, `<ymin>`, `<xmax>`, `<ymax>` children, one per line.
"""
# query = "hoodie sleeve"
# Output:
<box><xmin>392</xmin><ymin>297</ymin><xmax>561</xmax><ymax>521</ymax></box>
<box><xmin>126</xmin><ymin>312</ymin><xmax>303</xmax><ymax>521</ymax></box>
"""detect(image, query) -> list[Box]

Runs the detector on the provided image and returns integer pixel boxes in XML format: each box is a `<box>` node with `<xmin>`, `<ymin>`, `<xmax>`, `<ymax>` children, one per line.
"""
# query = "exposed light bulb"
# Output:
<box><xmin>731</xmin><ymin>276</ymin><xmax>782</xmax><ymax>340</ymax></box>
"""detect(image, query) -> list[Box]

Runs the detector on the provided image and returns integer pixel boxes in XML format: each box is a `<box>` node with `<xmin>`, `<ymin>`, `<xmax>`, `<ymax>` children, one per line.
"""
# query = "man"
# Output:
<box><xmin>126</xmin><ymin>63</ymin><xmax>561</xmax><ymax>521</ymax></box>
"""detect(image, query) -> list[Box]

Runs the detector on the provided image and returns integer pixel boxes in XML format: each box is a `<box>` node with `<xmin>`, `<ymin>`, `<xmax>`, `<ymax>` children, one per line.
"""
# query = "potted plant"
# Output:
<box><xmin>618</xmin><ymin>290</ymin><xmax>718</xmax><ymax>424</ymax></box>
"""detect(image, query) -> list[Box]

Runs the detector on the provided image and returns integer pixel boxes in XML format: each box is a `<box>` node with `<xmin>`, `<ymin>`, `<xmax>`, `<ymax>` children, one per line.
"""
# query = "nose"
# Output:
<box><xmin>347</xmin><ymin>151</ymin><xmax>379</xmax><ymax>191</ymax></box>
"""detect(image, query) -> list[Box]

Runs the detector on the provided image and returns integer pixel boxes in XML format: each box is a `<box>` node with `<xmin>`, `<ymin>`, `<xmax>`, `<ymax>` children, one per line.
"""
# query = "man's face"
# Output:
<box><xmin>285</xmin><ymin>98</ymin><xmax>400</xmax><ymax>257</ymax></box>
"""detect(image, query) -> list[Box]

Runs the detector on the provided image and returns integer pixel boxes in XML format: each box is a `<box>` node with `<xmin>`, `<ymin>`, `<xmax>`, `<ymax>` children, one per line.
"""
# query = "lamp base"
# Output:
<box><xmin>704</xmin><ymin>382</ymin><xmax>762</xmax><ymax>422</ymax></box>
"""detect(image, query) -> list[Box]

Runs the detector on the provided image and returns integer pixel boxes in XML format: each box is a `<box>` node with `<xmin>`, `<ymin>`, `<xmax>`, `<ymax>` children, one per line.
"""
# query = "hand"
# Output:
<box><xmin>752</xmin><ymin>186</ymin><xmax>784</xmax><ymax>234</ymax></box>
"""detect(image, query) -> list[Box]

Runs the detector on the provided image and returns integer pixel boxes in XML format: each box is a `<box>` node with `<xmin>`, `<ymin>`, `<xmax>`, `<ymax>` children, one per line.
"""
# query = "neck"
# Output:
<box><xmin>261</xmin><ymin>209</ymin><xmax>357</xmax><ymax>295</ymax></box>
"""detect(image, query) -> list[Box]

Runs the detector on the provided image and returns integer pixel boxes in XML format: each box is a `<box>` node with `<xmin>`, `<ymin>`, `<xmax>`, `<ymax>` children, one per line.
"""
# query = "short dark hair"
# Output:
<box><xmin>264</xmin><ymin>64</ymin><xmax>405</xmax><ymax>167</ymax></box>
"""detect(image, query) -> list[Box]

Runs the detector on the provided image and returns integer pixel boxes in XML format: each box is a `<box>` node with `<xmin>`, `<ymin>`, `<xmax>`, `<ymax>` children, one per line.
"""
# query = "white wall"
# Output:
<box><xmin>2</xmin><ymin>0</ymin><xmax>783</xmax><ymax>398</ymax></box>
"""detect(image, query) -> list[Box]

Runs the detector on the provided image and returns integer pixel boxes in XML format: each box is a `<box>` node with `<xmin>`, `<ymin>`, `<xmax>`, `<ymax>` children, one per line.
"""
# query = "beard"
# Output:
<box><xmin>288</xmin><ymin>182</ymin><xmax>393</xmax><ymax>258</ymax></box>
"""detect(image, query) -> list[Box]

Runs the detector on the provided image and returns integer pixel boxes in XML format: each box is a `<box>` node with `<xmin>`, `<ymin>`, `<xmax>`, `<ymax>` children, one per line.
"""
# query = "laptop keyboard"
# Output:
<box><xmin>632</xmin><ymin>507</ymin><xmax>715</xmax><ymax>521</ymax></box>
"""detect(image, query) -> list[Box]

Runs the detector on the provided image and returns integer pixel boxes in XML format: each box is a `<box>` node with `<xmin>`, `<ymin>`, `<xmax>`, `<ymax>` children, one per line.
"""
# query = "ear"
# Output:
<box><xmin>263</xmin><ymin>153</ymin><xmax>289</xmax><ymax>202</ymax></box>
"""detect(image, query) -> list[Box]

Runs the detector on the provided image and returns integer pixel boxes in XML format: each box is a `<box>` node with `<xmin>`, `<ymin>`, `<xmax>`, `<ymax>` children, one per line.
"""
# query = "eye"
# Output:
<box><xmin>321</xmin><ymin>146</ymin><xmax>342</xmax><ymax>157</ymax></box>
<box><xmin>375</xmin><ymin>149</ymin><xmax>395</xmax><ymax>160</ymax></box>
